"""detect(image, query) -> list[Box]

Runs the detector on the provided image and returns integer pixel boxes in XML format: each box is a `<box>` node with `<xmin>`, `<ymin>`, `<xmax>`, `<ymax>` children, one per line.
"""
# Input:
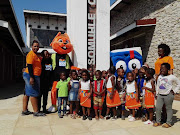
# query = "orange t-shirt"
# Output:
<box><xmin>25</xmin><ymin>50</ymin><xmax>42</xmax><ymax>76</ymax></box>
<box><xmin>155</xmin><ymin>56</ymin><xmax>174</xmax><ymax>75</ymax></box>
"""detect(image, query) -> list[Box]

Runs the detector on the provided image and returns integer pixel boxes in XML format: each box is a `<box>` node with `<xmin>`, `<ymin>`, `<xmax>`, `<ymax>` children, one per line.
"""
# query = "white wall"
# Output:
<box><xmin>67</xmin><ymin>0</ymin><xmax>87</xmax><ymax>68</ymax></box>
<box><xmin>96</xmin><ymin>0</ymin><xmax>110</xmax><ymax>70</ymax></box>
<box><xmin>67</xmin><ymin>0</ymin><xmax>110</xmax><ymax>70</ymax></box>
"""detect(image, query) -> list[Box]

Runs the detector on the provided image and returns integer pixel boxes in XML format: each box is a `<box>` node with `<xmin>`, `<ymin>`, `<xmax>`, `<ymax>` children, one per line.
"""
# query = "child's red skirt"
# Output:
<box><xmin>106</xmin><ymin>88</ymin><xmax>121</xmax><ymax>108</ymax></box>
<box><xmin>145</xmin><ymin>90</ymin><xmax>155</xmax><ymax>109</ymax></box>
<box><xmin>80</xmin><ymin>90</ymin><xmax>91</xmax><ymax>108</ymax></box>
<box><xmin>125</xmin><ymin>92</ymin><xmax>141</xmax><ymax>109</ymax></box>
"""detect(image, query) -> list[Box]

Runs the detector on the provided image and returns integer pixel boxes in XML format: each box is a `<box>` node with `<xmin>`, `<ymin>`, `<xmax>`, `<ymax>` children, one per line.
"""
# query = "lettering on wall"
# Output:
<box><xmin>87</xmin><ymin>0</ymin><xmax>96</xmax><ymax>69</ymax></box>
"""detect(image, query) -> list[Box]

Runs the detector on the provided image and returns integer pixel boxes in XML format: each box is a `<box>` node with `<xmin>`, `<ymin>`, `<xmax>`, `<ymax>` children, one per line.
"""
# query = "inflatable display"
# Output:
<box><xmin>48</xmin><ymin>32</ymin><xmax>73</xmax><ymax>112</ymax></box>
<box><xmin>110</xmin><ymin>47</ymin><xmax>142</xmax><ymax>76</ymax></box>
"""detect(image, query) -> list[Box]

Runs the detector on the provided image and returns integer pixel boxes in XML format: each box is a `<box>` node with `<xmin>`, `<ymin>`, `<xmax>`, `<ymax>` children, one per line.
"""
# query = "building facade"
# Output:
<box><xmin>110</xmin><ymin>0</ymin><xmax>180</xmax><ymax>76</ymax></box>
<box><xmin>24</xmin><ymin>10</ymin><xmax>67</xmax><ymax>53</ymax></box>
<box><xmin>0</xmin><ymin>0</ymin><xmax>25</xmax><ymax>86</ymax></box>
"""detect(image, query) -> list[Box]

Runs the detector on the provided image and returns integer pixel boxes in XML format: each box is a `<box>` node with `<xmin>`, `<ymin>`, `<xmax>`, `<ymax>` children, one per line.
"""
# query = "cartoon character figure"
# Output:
<box><xmin>48</xmin><ymin>32</ymin><xmax>73</xmax><ymax>112</ymax></box>
<box><xmin>159</xmin><ymin>78</ymin><xmax>168</xmax><ymax>89</ymax></box>
<box><xmin>110</xmin><ymin>47</ymin><xmax>142</xmax><ymax>76</ymax></box>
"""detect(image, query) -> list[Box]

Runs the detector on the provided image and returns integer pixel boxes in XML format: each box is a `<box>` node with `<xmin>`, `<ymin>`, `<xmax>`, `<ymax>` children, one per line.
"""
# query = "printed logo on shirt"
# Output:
<box><xmin>45</xmin><ymin>64</ymin><xmax>52</xmax><ymax>71</ymax></box>
<box><xmin>159</xmin><ymin>78</ymin><xmax>168</xmax><ymax>90</ymax></box>
<box><xmin>59</xmin><ymin>59</ymin><xmax>66</xmax><ymax>67</ymax></box>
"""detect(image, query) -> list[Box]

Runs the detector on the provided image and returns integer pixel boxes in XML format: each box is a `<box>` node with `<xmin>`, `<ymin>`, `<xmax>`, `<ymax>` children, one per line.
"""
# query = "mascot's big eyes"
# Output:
<box><xmin>116</xmin><ymin>61</ymin><xmax>127</xmax><ymax>71</ymax></box>
<box><xmin>65</xmin><ymin>40</ymin><xmax>69</xmax><ymax>44</ymax></box>
<box><xmin>58</xmin><ymin>39</ymin><xmax>63</xmax><ymax>42</ymax></box>
<box><xmin>128</xmin><ymin>59</ymin><xmax>141</xmax><ymax>71</ymax></box>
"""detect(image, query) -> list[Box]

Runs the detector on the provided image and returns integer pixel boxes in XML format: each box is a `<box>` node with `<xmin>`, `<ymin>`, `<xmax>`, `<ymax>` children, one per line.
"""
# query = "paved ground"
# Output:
<box><xmin>1</xmin><ymin>83</ymin><xmax>180</xmax><ymax>135</ymax></box>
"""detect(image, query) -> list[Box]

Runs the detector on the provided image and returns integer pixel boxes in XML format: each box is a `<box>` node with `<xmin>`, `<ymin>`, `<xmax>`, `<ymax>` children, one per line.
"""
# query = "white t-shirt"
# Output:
<box><xmin>126</xmin><ymin>81</ymin><xmax>136</xmax><ymax>93</ymax></box>
<box><xmin>156</xmin><ymin>75</ymin><xmax>180</xmax><ymax>95</ymax></box>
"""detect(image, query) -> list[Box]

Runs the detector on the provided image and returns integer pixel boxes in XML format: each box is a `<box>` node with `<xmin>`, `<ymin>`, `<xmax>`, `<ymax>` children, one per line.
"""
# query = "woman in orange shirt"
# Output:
<box><xmin>155</xmin><ymin>44</ymin><xmax>174</xmax><ymax>76</ymax></box>
<box><xmin>22</xmin><ymin>40</ymin><xmax>45</xmax><ymax>117</ymax></box>
<box><xmin>154</xmin><ymin>44</ymin><xmax>174</xmax><ymax>123</ymax></box>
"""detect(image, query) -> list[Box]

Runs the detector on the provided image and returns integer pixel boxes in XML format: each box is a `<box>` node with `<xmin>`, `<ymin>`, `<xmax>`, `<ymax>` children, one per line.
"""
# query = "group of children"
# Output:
<box><xmin>55</xmin><ymin>62</ymin><xmax>180</xmax><ymax>128</ymax></box>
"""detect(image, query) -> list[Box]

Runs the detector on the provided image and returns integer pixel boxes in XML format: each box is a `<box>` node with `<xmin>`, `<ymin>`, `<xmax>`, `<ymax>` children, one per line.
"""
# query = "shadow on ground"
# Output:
<box><xmin>0</xmin><ymin>81</ymin><xmax>24</xmax><ymax>99</ymax></box>
<box><xmin>172</xmin><ymin>109</ymin><xmax>180</xmax><ymax>124</ymax></box>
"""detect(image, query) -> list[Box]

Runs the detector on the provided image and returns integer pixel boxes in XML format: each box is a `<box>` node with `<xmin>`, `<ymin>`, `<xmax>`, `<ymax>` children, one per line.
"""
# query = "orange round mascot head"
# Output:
<box><xmin>50</xmin><ymin>32</ymin><xmax>73</xmax><ymax>54</ymax></box>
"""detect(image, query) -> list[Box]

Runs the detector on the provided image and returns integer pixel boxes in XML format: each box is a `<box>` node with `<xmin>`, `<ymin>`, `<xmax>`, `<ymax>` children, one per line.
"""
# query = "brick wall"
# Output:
<box><xmin>111</xmin><ymin>0</ymin><xmax>180</xmax><ymax>77</ymax></box>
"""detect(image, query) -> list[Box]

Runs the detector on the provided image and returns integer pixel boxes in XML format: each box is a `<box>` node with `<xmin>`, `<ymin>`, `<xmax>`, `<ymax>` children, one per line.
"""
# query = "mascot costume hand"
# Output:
<box><xmin>48</xmin><ymin>32</ymin><xmax>73</xmax><ymax>112</ymax></box>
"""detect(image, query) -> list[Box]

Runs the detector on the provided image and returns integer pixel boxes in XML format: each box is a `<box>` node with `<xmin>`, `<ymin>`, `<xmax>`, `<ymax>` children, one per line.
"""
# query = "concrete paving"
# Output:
<box><xmin>0</xmin><ymin>83</ymin><xmax>180</xmax><ymax>135</ymax></box>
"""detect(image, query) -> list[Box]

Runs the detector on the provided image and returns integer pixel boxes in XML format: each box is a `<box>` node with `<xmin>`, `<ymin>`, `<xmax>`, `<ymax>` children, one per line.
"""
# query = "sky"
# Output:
<box><xmin>11</xmin><ymin>0</ymin><xmax>116</xmax><ymax>44</ymax></box>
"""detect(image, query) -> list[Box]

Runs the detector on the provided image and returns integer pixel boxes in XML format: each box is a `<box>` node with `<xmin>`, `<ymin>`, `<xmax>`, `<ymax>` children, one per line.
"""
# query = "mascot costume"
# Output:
<box><xmin>110</xmin><ymin>47</ymin><xmax>143</xmax><ymax>76</ymax></box>
<box><xmin>48</xmin><ymin>32</ymin><xmax>74</xmax><ymax>112</ymax></box>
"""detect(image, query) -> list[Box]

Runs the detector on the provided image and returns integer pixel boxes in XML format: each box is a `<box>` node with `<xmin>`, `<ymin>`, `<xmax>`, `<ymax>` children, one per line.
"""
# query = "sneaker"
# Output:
<box><xmin>121</xmin><ymin>115</ymin><xmax>125</xmax><ymax>120</ymax></box>
<box><xmin>129</xmin><ymin>117</ymin><xmax>135</xmax><ymax>122</ymax></box>
<box><xmin>82</xmin><ymin>115</ymin><xmax>87</xmax><ymax>120</ymax></box>
<box><xmin>87</xmin><ymin>116</ymin><xmax>92</xmax><ymax>120</ymax></box>
<box><xmin>43</xmin><ymin>109</ymin><xmax>50</xmax><ymax>114</ymax></box>
<box><xmin>21</xmin><ymin>110</ymin><xmax>33</xmax><ymax>116</ymax></box>
<box><xmin>128</xmin><ymin>115</ymin><xmax>132</xmax><ymax>119</ymax></box>
<box><xmin>48</xmin><ymin>105</ymin><xmax>57</xmax><ymax>113</ymax></box>
<box><xmin>58</xmin><ymin>113</ymin><xmax>63</xmax><ymax>118</ymax></box>
<box><xmin>33</xmin><ymin>112</ymin><xmax>46</xmax><ymax>117</ymax></box>
<box><xmin>105</xmin><ymin>115</ymin><xmax>111</xmax><ymax>120</ymax></box>
<box><xmin>144</xmin><ymin>120</ymin><xmax>153</xmax><ymax>125</ymax></box>
<box><xmin>111</xmin><ymin>116</ymin><xmax>117</xmax><ymax>121</ymax></box>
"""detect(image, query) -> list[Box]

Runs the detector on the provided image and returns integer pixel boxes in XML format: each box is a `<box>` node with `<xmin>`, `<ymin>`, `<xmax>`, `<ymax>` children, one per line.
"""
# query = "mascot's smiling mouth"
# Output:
<box><xmin>61</xmin><ymin>46</ymin><xmax>67</xmax><ymax>50</ymax></box>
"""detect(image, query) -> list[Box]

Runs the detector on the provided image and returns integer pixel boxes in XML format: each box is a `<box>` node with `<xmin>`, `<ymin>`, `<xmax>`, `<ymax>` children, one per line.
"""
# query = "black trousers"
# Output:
<box><xmin>38</xmin><ymin>87</ymin><xmax>49</xmax><ymax>111</ymax></box>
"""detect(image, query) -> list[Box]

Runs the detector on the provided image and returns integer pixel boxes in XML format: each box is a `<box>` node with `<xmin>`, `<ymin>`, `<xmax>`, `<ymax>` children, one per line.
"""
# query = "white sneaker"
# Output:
<box><xmin>144</xmin><ymin>120</ymin><xmax>153</xmax><ymax>125</ymax></box>
<box><xmin>128</xmin><ymin>115</ymin><xmax>132</xmax><ymax>119</ymax></box>
<box><xmin>129</xmin><ymin>117</ymin><xmax>135</xmax><ymax>122</ymax></box>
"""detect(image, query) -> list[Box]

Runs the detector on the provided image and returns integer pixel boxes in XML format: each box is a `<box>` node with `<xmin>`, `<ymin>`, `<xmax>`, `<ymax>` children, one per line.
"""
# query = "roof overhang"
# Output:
<box><xmin>23</xmin><ymin>10</ymin><xmax>67</xmax><ymax>17</ymax></box>
<box><xmin>110</xmin><ymin>0</ymin><xmax>132</xmax><ymax>16</ymax></box>
<box><xmin>110</xmin><ymin>18</ymin><xmax>156</xmax><ymax>40</ymax></box>
<box><xmin>0</xmin><ymin>20</ymin><xmax>24</xmax><ymax>55</ymax></box>
<box><xmin>0</xmin><ymin>0</ymin><xmax>25</xmax><ymax>49</ymax></box>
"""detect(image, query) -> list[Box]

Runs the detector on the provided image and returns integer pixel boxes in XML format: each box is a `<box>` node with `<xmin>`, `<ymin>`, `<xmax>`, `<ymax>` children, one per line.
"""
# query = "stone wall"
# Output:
<box><xmin>111</xmin><ymin>0</ymin><xmax>180</xmax><ymax>77</ymax></box>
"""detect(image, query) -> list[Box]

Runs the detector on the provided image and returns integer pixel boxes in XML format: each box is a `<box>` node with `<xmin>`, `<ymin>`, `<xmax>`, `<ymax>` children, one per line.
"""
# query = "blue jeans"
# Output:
<box><xmin>58</xmin><ymin>97</ymin><xmax>68</xmax><ymax>115</ymax></box>
<box><xmin>23</xmin><ymin>72</ymin><xmax>40</xmax><ymax>97</ymax></box>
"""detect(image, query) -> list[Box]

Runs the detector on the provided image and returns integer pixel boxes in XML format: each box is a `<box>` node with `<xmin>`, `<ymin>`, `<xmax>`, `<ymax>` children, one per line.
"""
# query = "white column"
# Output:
<box><xmin>67</xmin><ymin>0</ymin><xmax>87</xmax><ymax>68</ymax></box>
<box><xmin>96</xmin><ymin>0</ymin><xmax>110</xmax><ymax>70</ymax></box>
<box><xmin>67</xmin><ymin>0</ymin><xmax>110</xmax><ymax>70</ymax></box>
<box><xmin>26</xmin><ymin>18</ymin><xmax>31</xmax><ymax>48</ymax></box>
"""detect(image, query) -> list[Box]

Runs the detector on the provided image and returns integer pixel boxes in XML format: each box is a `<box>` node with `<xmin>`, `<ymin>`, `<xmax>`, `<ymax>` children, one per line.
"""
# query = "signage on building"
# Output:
<box><xmin>87</xmin><ymin>0</ymin><xmax>96</xmax><ymax>69</ymax></box>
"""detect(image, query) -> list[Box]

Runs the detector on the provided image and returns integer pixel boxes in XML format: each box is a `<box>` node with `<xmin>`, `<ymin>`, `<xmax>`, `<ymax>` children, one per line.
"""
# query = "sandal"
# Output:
<box><xmin>142</xmin><ymin>117</ymin><xmax>148</xmax><ymax>122</ymax></box>
<box><xmin>95</xmin><ymin>116</ymin><xmax>99</xmax><ymax>120</ymax></box>
<box><xmin>33</xmin><ymin>112</ymin><xmax>46</xmax><ymax>117</ymax></box>
<box><xmin>153</xmin><ymin>122</ymin><xmax>161</xmax><ymax>127</ymax></box>
<box><xmin>71</xmin><ymin>114</ymin><xmax>76</xmax><ymax>119</ymax></box>
<box><xmin>162</xmin><ymin>123</ymin><xmax>172</xmax><ymax>128</ymax></box>
<box><xmin>22</xmin><ymin>110</ymin><xmax>33</xmax><ymax>116</ymax></box>
<box><xmin>75</xmin><ymin>113</ymin><xmax>81</xmax><ymax>118</ymax></box>
<box><xmin>136</xmin><ymin>117</ymin><xmax>141</xmax><ymax>120</ymax></box>
<box><xmin>99</xmin><ymin>115</ymin><xmax>104</xmax><ymax>119</ymax></box>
